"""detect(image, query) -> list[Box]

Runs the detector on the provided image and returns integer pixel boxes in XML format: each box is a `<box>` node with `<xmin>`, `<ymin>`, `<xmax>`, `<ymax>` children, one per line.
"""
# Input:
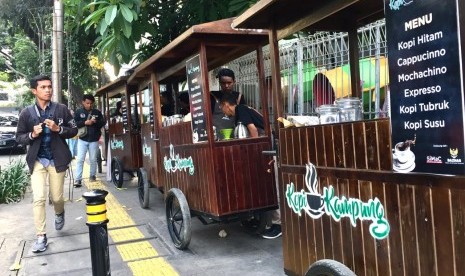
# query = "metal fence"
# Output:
<box><xmin>217</xmin><ymin>19</ymin><xmax>389</xmax><ymax>121</ymax></box>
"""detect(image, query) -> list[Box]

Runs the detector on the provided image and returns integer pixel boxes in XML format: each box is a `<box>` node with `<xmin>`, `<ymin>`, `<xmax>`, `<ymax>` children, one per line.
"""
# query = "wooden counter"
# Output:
<box><xmin>279</xmin><ymin>118</ymin><xmax>465</xmax><ymax>275</ymax></box>
<box><xmin>159</xmin><ymin>122</ymin><xmax>278</xmax><ymax>218</ymax></box>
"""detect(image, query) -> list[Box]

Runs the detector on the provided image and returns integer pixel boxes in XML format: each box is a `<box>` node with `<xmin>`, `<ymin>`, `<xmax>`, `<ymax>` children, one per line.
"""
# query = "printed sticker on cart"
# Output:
<box><xmin>285</xmin><ymin>163</ymin><xmax>390</xmax><ymax>240</ymax></box>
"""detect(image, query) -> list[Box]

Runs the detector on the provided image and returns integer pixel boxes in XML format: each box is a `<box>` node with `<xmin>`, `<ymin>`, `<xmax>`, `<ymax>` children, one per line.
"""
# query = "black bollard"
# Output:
<box><xmin>83</xmin><ymin>189</ymin><xmax>111</xmax><ymax>276</ymax></box>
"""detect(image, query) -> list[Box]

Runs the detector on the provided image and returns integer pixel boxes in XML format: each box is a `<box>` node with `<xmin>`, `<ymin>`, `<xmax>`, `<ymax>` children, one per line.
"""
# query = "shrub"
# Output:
<box><xmin>0</xmin><ymin>160</ymin><xmax>29</xmax><ymax>204</ymax></box>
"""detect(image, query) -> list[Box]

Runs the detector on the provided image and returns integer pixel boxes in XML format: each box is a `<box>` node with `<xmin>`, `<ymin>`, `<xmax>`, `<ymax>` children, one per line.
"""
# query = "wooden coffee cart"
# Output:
<box><xmin>128</xmin><ymin>18</ymin><xmax>278</xmax><ymax>249</ymax></box>
<box><xmin>234</xmin><ymin>0</ymin><xmax>465</xmax><ymax>275</ymax></box>
<box><xmin>126</xmin><ymin>71</ymin><xmax>163</xmax><ymax>209</ymax></box>
<box><xmin>95</xmin><ymin>76</ymin><xmax>143</xmax><ymax>190</ymax></box>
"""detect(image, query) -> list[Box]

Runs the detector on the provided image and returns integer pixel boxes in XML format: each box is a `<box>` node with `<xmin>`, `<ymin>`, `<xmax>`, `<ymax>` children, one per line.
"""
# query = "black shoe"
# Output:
<box><xmin>74</xmin><ymin>180</ymin><xmax>82</xmax><ymax>188</ymax></box>
<box><xmin>261</xmin><ymin>224</ymin><xmax>282</xmax><ymax>239</ymax></box>
<box><xmin>89</xmin><ymin>176</ymin><xmax>96</xmax><ymax>182</ymax></box>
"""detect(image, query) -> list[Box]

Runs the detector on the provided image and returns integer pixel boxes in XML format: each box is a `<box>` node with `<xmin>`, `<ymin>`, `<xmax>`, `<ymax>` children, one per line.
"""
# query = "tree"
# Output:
<box><xmin>81</xmin><ymin>0</ymin><xmax>259</xmax><ymax>73</ymax></box>
<box><xmin>12</xmin><ymin>34</ymin><xmax>40</xmax><ymax>79</ymax></box>
<box><xmin>0</xmin><ymin>0</ymin><xmax>53</xmax><ymax>48</ymax></box>
<box><xmin>0</xmin><ymin>21</ymin><xmax>42</xmax><ymax>80</ymax></box>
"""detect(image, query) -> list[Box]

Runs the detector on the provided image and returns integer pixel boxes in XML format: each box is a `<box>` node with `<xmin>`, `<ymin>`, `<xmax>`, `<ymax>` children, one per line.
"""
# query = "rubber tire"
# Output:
<box><xmin>306</xmin><ymin>259</ymin><xmax>356</xmax><ymax>276</ymax></box>
<box><xmin>241</xmin><ymin>211</ymin><xmax>272</xmax><ymax>234</ymax></box>
<box><xmin>165</xmin><ymin>188</ymin><xmax>191</xmax><ymax>250</ymax></box>
<box><xmin>111</xmin><ymin>157</ymin><xmax>124</xmax><ymax>188</ymax></box>
<box><xmin>137</xmin><ymin>168</ymin><xmax>150</xmax><ymax>209</ymax></box>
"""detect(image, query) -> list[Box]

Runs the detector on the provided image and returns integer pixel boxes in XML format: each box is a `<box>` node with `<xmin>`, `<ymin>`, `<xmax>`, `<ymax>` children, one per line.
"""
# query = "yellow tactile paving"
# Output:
<box><xmin>116</xmin><ymin>241</ymin><xmax>159</xmax><ymax>261</ymax></box>
<box><xmin>79</xmin><ymin>163</ymin><xmax>179</xmax><ymax>275</ymax></box>
<box><xmin>128</xmin><ymin>258</ymin><xmax>179</xmax><ymax>276</ymax></box>
<box><xmin>109</xmin><ymin>227</ymin><xmax>145</xmax><ymax>242</ymax></box>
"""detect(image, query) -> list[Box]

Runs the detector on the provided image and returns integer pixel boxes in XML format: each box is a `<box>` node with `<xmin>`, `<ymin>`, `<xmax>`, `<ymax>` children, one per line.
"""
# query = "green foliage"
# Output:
<box><xmin>83</xmin><ymin>0</ymin><xmax>144</xmax><ymax>73</ymax></box>
<box><xmin>16</xmin><ymin>90</ymin><xmax>35</xmax><ymax>108</ymax></box>
<box><xmin>0</xmin><ymin>72</ymin><xmax>9</xmax><ymax>81</ymax></box>
<box><xmin>0</xmin><ymin>159</ymin><xmax>30</xmax><ymax>204</ymax></box>
<box><xmin>80</xmin><ymin>0</ymin><xmax>258</xmax><ymax>73</ymax></box>
<box><xmin>12</xmin><ymin>34</ymin><xmax>39</xmax><ymax>79</ymax></box>
<box><xmin>64</xmin><ymin>0</ymin><xmax>100</xmax><ymax>96</ymax></box>
<box><xmin>228</xmin><ymin>0</ymin><xmax>257</xmax><ymax>14</ymax></box>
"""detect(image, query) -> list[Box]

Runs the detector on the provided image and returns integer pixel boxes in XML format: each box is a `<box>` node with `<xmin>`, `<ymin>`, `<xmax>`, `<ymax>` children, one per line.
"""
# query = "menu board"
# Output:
<box><xmin>121</xmin><ymin>95</ymin><xmax>129</xmax><ymax>133</ymax></box>
<box><xmin>385</xmin><ymin>0</ymin><xmax>464</xmax><ymax>174</ymax></box>
<box><xmin>148</xmin><ymin>85</ymin><xmax>154</xmax><ymax>127</ymax></box>
<box><xmin>186</xmin><ymin>55</ymin><xmax>208</xmax><ymax>143</ymax></box>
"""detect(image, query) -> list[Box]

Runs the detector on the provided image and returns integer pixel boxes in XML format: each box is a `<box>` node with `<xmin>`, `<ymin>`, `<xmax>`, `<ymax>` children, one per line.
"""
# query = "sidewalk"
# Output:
<box><xmin>0</xmin><ymin>160</ymin><xmax>135</xmax><ymax>275</ymax></box>
<box><xmin>0</xmin><ymin>159</ymin><xmax>285</xmax><ymax>276</ymax></box>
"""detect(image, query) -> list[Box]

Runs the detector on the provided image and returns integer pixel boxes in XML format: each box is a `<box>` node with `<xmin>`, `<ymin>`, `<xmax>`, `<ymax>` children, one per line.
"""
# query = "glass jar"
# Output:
<box><xmin>316</xmin><ymin>104</ymin><xmax>339</xmax><ymax>124</ymax></box>
<box><xmin>335</xmin><ymin>97</ymin><xmax>362</xmax><ymax>122</ymax></box>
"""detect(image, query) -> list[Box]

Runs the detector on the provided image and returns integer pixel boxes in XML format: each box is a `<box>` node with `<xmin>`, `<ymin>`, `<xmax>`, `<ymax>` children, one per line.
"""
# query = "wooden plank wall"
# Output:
<box><xmin>279</xmin><ymin>119</ymin><xmax>465</xmax><ymax>276</ymax></box>
<box><xmin>110</xmin><ymin>133</ymin><xmax>139</xmax><ymax>170</ymax></box>
<box><xmin>140</xmin><ymin>123</ymin><xmax>163</xmax><ymax>189</ymax></box>
<box><xmin>159</xmin><ymin>123</ymin><xmax>278</xmax><ymax>217</ymax></box>
<box><xmin>214</xmin><ymin>139</ymin><xmax>277</xmax><ymax>216</ymax></box>
<box><xmin>159</xmin><ymin>123</ymin><xmax>219</xmax><ymax>215</ymax></box>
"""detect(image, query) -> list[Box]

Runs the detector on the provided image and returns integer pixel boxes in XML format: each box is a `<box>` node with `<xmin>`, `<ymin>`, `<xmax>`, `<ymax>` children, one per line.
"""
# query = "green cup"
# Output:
<box><xmin>220</xmin><ymin>128</ymin><xmax>233</xmax><ymax>140</ymax></box>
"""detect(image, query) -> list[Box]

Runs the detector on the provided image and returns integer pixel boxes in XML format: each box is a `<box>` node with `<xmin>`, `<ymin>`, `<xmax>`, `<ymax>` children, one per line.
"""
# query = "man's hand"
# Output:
<box><xmin>43</xmin><ymin>119</ymin><xmax>61</xmax><ymax>132</ymax></box>
<box><xmin>31</xmin><ymin>123</ymin><xmax>44</xmax><ymax>138</ymax></box>
<box><xmin>85</xmin><ymin>117</ymin><xmax>96</xmax><ymax>126</ymax></box>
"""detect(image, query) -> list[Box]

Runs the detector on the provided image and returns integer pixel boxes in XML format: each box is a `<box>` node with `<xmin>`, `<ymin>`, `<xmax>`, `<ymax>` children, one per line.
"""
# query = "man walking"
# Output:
<box><xmin>74</xmin><ymin>94</ymin><xmax>105</xmax><ymax>187</ymax></box>
<box><xmin>16</xmin><ymin>75</ymin><xmax>78</xmax><ymax>252</ymax></box>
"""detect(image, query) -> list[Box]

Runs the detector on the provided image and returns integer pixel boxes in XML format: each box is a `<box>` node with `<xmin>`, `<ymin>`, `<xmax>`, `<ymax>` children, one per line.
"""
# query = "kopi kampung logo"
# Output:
<box><xmin>389</xmin><ymin>0</ymin><xmax>413</xmax><ymax>11</ymax></box>
<box><xmin>285</xmin><ymin>163</ymin><xmax>390</xmax><ymax>240</ymax></box>
<box><xmin>111</xmin><ymin>138</ymin><xmax>124</xmax><ymax>150</ymax></box>
<box><xmin>163</xmin><ymin>144</ymin><xmax>195</xmax><ymax>175</ymax></box>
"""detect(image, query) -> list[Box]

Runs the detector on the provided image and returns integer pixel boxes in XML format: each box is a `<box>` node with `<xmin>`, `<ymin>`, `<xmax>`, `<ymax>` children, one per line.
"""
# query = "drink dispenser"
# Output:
<box><xmin>317</xmin><ymin>104</ymin><xmax>340</xmax><ymax>124</ymax></box>
<box><xmin>335</xmin><ymin>97</ymin><xmax>362</xmax><ymax>122</ymax></box>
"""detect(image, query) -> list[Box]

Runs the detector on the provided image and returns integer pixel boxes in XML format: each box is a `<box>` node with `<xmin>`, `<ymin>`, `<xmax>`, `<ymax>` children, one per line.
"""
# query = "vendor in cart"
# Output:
<box><xmin>211</xmin><ymin>68</ymin><xmax>245</xmax><ymax>131</ymax></box>
<box><xmin>220</xmin><ymin>93</ymin><xmax>264</xmax><ymax>138</ymax></box>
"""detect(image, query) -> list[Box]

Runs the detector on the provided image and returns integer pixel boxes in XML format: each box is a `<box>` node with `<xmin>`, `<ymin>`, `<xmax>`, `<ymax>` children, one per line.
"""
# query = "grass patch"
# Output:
<box><xmin>0</xmin><ymin>159</ymin><xmax>29</xmax><ymax>204</ymax></box>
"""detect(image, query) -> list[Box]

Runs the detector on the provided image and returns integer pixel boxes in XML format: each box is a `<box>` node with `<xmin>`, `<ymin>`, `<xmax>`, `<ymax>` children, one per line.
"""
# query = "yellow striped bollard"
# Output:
<box><xmin>83</xmin><ymin>189</ymin><xmax>111</xmax><ymax>276</ymax></box>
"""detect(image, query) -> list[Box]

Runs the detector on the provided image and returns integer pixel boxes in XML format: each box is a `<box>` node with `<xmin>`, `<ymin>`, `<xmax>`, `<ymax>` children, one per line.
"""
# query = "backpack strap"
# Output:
<box><xmin>27</xmin><ymin>105</ymin><xmax>40</xmax><ymax>125</ymax></box>
<box><xmin>27</xmin><ymin>102</ymin><xmax>58</xmax><ymax>125</ymax></box>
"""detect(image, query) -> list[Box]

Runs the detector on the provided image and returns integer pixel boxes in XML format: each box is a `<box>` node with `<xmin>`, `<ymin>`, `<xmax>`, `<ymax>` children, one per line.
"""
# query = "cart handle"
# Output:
<box><xmin>262</xmin><ymin>150</ymin><xmax>277</xmax><ymax>156</ymax></box>
<box><xmin>150</xmin><ymin>133</ymin><xmax>159</xmax><ymax>141</ymax></box>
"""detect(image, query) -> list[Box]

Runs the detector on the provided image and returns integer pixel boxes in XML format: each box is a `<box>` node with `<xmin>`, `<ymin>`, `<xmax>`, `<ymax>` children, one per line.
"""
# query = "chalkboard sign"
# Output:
<box><xmin>121</xmin><ymin>95</ymin><xmax>129</xmax><ymax>133</ymax></box>
<box><xmin>385</xmin><ymin>0</ymin><xmax>465</xmax><ymax>174</ymax></box>
<box><xmin>148</xmin><ymin>84</ymin><xmax>154</xmax><ymax>127</ymax></box>
<box><xmin>186</xmin><ymin>55</ymin><xmax>208</xmax><ymax>143</ymax></box>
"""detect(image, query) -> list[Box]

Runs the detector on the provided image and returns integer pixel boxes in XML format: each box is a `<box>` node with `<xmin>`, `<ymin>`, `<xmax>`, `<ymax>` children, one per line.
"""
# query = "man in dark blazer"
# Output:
<box><xmin>16</xmin><ymin>75</ymin><xmax>78</xmax><ymax>253</ymax></box>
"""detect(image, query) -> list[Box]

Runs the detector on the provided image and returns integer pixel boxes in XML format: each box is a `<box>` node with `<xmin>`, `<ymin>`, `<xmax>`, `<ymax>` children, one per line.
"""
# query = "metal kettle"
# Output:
<box><xmin>234</xmin><ymin>121</ymin><xmax>249</xmax><ymax>139</ymax></box>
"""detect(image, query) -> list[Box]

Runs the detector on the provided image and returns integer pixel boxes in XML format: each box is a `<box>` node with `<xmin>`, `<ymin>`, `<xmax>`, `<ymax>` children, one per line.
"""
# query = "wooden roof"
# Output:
<box><xmin>95</xmin><ymin>76</ymin><xmax>129</xmax><ymax>97</ymax></box>
<box><xmin>232</xmin><ymin>0</ymin><xmax>384</xmax><ymax>39</ymax></box>
<box><xmin>128</xmin><ymin>18</ymin><xmax>268</xmax><ymax>84</ymax></box>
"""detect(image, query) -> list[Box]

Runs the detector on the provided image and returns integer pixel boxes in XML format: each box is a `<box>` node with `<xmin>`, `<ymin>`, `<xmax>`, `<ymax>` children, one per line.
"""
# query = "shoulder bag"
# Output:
<box><xmin>77</xmin><ymin>113</ymin><xmax>91</xmax><ymax>137</ymax></box>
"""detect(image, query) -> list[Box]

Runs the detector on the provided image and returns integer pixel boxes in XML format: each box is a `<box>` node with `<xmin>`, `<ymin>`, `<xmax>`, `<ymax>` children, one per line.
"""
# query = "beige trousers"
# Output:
<box><xmin>31</xmin><ymin>161</ymin><xmax>66</xmax><ymax>235</ymax></box>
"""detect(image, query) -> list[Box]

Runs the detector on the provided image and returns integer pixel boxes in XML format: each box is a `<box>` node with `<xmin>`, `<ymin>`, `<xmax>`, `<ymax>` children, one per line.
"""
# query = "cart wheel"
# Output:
<box><xmin>305</xmin><ymin>259</ymin><xmax>356</xmax><ymax>276</ymax></box>
<box><xmin>241</xmin><ymin>211</ymin><xmax>271</xmax><ymax>234</ymax></box>
<box><xmin>111</xmin><ymin>157</ymin><xmax>124</xmax><ymax>188</ymax></box>
<box><xmin>137</xmin><ymin>168</ymin><xmax>150</xmax><ymax>209</ymax></box>
<box><xmin>165</xmin><ymin>188</ymin><xmax>191</xmax><ymax>250</ymax></box>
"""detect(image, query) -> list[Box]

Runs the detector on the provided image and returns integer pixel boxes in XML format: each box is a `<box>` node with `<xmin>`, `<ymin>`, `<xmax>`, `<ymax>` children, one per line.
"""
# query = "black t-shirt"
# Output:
<box><xmin>161</xmin><ymin>104</ymin><xmax>174</xmax><ymax>116</ymax></box>
<box><xmin>235</xmin><ymin>104</ymin><xmax>264</xmax><ymax>130</ymax></box>
<box><xmin>210</xmin><ymin>90</ymin><xmax>245</xmax><ymax>112</ymax></box>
